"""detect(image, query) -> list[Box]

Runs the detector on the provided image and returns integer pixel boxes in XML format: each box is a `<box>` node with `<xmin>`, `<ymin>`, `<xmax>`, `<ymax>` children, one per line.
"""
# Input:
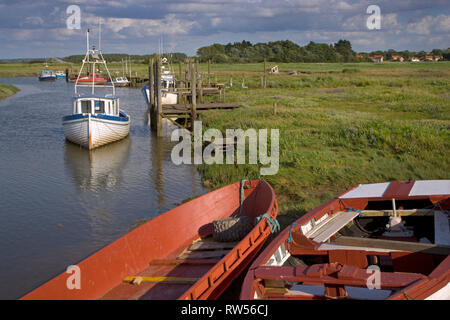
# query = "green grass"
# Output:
<box><xmin>195</xmin><ymin>62</ymin><xmax>450</xmax><ymax>220</ymax></box>
<box><xmin>0</xmin><ymin>83</ymin><xmax>19</xmax><ymax>100</ymax></box>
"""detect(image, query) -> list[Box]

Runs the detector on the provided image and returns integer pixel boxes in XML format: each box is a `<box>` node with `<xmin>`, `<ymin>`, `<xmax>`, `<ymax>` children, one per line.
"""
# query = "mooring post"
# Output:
<box><xmin>197</xmin><ymin>60</ymin><xmax>203</xmax><ymax>103</ymax></box>
<box><xmin>65</xmin><ymin>68</ymin><xmax>69</xmax><ymax>82</ymax></box>
<box><xmin>147</xmin><ymin>58</ymin><xmax>153</xmax><ymax>116</ymax></box>
<box><xmin>263</xmin><ymin>58</ymin><xmax>267</xmax><ymax>88</ymax></box>
<box><xmin>191</xmin><ymin>60</ymin><xmax>197</xmax><ymax>130</ymax></box>
<box><xmin>156</xmin><ymin>56</ymin><xmax>162</xmax><ymax>136</ymax></box>
<box><xmin>207</xmin><ymin>59</ymin><xmax>211</xmax><ymax>87</ymax></box>
<box><xmin>273</xmin><ymin>96</ymin><xmax>280</xmax><ymax>115</ymax></box>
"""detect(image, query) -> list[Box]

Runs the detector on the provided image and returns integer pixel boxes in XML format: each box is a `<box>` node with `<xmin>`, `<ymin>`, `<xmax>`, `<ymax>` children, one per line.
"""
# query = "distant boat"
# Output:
<box><xmin>63</xmin><ymin>29</ymin><xmax>130</xmax><ymax>150</ymax></box>
<box><xmin>112</xmin><ymin>76</ymin><xmax>129</xmax><ymax>87</ymax></box>
<box><xmin>55</xmin><ymin>71</ymin><xmax>66</xmax><ymax>79</ymax></box>
<box><xmin>77</xmin><ymin>72</ymin><xmax>107</xmax><ymax>84</ymax></box>
<box><xmin>38</xmin><ymin>69</ymin><xmax>56</xmax><ymax>81</ymax></box>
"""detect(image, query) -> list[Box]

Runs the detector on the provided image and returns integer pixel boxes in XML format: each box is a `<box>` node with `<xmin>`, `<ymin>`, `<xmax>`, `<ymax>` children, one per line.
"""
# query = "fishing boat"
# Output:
<box><xmin>55</xmin><ymin>71</ymin><xmax>66</xmax><ymax>79</ymax></box>
<box><xmin>38</xmin><ymin>69</ymin><xmax>56</xmax><ymax>81</ymax></box>
<box><xmin>21</xmin><ymin>179</ymin><xmax>279</xmax><ymax>300</ymax></box>
<box><xmin>241</xmin><ymin>180</ymin><xmax>450</xmax><ymax>300</ymax></box>
<box><xmin>62</xmin><ymin>29</ymin><xmax>130</xmax><ymax>150</ymax></box>
<box><xmin>142</xmin><ymin>57</ymin><xmax>178</xmax><ymax>105</ymax></box>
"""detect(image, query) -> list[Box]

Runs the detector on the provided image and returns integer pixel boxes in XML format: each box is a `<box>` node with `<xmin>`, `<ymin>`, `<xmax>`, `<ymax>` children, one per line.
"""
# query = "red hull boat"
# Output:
<box><xmin>76</xmin><ymin>72</ymin><xmax>107</xmax><ymax>84</ymax></box>
<box><xmin>241</xmin><ymin>180</ymin><xmax>450</xmax><ymax>300</ymax></box>
<box><xmin>21</xmin><ymin>180</ymin><xmax>278</xmax><ymax>300</ymax></box>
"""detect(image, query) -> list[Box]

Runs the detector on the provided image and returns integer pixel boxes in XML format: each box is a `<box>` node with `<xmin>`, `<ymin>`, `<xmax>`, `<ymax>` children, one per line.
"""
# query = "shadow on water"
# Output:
<box><xmin>64</xmin><ymin>137</ymin><xmax>131</xmax><ymax>193</ymax></box>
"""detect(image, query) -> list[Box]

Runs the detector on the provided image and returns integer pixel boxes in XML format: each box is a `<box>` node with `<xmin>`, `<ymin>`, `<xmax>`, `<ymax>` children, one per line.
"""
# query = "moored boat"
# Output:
<box><xmin>62</xmin><ymin>29</ymin><xmax>130</xmax><ymax>150</ymax></box>
<box><xmin>142</xmin><ymin>57</ymin><xmax>178</xmax><ymax>105</ymax></box>
<box><xmin>21</xmin><ymin>179</ymin><xmax>279</xmax><ymax>300</ymax></box>
<box><xmin>112</xmin><ymin>76</ymin><xmax>129</xmax><ymax>87</ymax></box>
<box><xmin>38</xmin><ymin>69</ymin><xmax>56</xmax><ymax>81</ymax></box>
<box><xmin>241</xmin><ymin>180</ymin><xmax>450</xmax><ymax>300</ymax></box>
<box><xmin>55</xmin><ymin>71</ymin><xmax>66</xmax><ymax>79</ymax></box>
<box><xmin>77</xmin><ymin>72</ymin><xmax>107</xmax><ymax>84</ymax></box>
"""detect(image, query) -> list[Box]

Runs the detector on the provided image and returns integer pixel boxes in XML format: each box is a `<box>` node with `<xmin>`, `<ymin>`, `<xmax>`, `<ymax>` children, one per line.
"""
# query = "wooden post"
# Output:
<box><xmin>273</xmin><ymin>96</ymin><xmax>280</xmax><ymax>115</ymax></box>
<box><xmin>155</xmin><ymin>56</ymin><xmax>162</xmax><ymax>136</ymax></box>
<box><xmin>191</xmin><ymin>60</ymin><xmax>197</xmax><ymax>129</ymax></box>
<box><xmin>149</xmin><ymin>58</ymin><xmax>155</xmax><ymax>108</ymax></box>
<box><xmin>263</xmin><ymin>58</ymin><xmax>267</xmax><ymax>88</ymax></box>
<box><xmin>207</xmin><ymin>59</ymin><xmax>211</xmax><ymax>87</ymax></box>
<box><xmin>65</xmin><ymin>68</ymin><xmax>69</xmax><ymax>82</ymax></box>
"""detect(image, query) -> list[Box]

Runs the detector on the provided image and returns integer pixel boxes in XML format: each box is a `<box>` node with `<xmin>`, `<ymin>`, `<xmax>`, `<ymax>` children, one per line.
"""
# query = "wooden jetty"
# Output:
<box><xmin>147</xmin><ymin>56</ymin><xmax>240</xmax><ymax>136</ymax></box>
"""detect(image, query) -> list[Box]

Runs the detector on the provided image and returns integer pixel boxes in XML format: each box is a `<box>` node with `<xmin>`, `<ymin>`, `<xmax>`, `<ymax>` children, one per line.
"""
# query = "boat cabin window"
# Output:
<box><xmin>80</xmin><ymin>100</ymin><xmax>91</xmax><ymax>113</ymax></box>
<box><xmin>94</xmin><ymin>100</ymin><xmax>105</xmax><ymax>114</ymax></box>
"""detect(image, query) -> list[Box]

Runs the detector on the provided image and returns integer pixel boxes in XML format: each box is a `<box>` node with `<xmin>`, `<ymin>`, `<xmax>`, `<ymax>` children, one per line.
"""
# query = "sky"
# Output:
<box><xmin>0</xmin><ymin>0</ymin><xmax>449</xmax><ymax>59</ymax></box>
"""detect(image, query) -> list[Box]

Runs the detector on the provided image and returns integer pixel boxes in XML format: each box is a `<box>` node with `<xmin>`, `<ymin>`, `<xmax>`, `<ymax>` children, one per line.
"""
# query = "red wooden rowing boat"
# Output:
<box><xmin>21</xmin><ymin>180</ymin><xmax>278</xmax><ymax>300</ymax></box>
<box><xmin>241</xmin><ymin>180</ymin><xmax>450</xmax><ymax>300</ymax></box>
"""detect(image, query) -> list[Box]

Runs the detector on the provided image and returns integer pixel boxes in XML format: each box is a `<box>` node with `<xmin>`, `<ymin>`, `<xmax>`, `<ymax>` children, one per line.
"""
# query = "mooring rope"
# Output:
<box><xmin>255</xmin><ymin>213</ymin><xmax>280</xmax><ymax>234</ymax></box>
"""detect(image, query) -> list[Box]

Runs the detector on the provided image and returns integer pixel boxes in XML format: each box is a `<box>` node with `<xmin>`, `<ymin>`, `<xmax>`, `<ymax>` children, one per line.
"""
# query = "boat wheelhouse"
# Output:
<box><xmin>62</xmin><ymin>29</ymin><xmax>130</xmax><ymax>150</ymax></box>
<box><xmin>38</xmin><ymin>69</ymin><xmax>56</xmax><ymax>81</ymax></box>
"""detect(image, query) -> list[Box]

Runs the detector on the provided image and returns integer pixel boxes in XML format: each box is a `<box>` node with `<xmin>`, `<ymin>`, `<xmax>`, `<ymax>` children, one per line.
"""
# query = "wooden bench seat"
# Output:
<box><xmin>306</xmin><ymin>211</ymin><xmax>360</xmax><ymax>243</ymax></box>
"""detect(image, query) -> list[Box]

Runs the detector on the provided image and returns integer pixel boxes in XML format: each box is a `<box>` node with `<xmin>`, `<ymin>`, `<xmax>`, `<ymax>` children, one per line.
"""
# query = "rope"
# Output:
<box><xmin>401</xmin><ymin>290</ymin><xmax>415</xmax><ymax>300</ymax></box>
<box><xmin>255</xmin><ymin>213</ymin><xmax>280</xmax><ymax>234</ymax></box>
<box><xmin>287</xmin><ymin>222</ymin><xmax>298</xmax><ymax>243</ymax></box>
<box><xmin>339</xmin><ymin>198</ymin><xmax>363</xmax><ymax>217</ymax></box>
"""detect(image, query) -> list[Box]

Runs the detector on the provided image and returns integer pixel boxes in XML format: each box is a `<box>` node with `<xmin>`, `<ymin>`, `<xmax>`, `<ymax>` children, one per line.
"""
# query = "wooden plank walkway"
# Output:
<box><xmin>162</xmin><ymin>102</ymin><xmax>240</xmax><ymax>116</ymax></box>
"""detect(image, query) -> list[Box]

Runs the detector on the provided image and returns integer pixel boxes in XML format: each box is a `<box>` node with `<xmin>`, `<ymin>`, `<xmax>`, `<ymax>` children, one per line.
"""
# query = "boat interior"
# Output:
<box><xmin>98</xmin><ymin>180</ymin><xmax>275</xmax><ymax>300</ymax></box>
<box><xmin>253</xmin><ymin>195</ymin><xmax>450</xmax><ymax>300</ymax></box>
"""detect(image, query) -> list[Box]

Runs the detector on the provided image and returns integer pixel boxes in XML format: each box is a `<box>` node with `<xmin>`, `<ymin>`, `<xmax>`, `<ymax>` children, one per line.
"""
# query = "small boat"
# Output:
<box><xmin>77</xmin><ymin>72</ymin><xmax>107</xmax><ymax>84</ymax></box>
<box><xmin>63</xmin><ymin>29</ymin><xmax>130</xmax><ymax>150</ymax></box>
<box><xmin>142</xmin><ymin>57</ymin><xmax>178</xmax><ymax>105</ymax></box>
<box><xmin>55</xmin><ymin>71</ymin><xmax>66</xmax><ymax>79</ymax></box>
<box><xmin>21</xmin><ymin>180</ymin><xmax>279</xmax><ymax>300</ymax></box>
<box><xmin>241</xmin><ymin>180</ymin><xmax>450</xmax><ymax>300</ymax></box>
<box><xmin>112</xmin><ymin>76</ymin><xmax>129</xmax><ymax>87</ymax></box>
<box><xmin>38</xmin><ymin>69</ymin><xmax>56</xmax><ymax>81</ymax></box>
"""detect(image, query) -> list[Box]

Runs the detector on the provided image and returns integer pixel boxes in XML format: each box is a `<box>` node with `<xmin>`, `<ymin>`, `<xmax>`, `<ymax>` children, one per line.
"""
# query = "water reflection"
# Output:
<box><xmin>64</xmin><ymin>137</ymin><xmax>131</xmax><ymax>193</ymax></box>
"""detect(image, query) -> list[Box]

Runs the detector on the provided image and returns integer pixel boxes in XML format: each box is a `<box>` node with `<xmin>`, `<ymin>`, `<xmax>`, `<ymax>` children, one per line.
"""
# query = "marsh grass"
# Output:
<box><xmin>0</xmin><ymin>83</ymin><xmax>19</xmax><ymax>100</ymax></box>
<box><xmin>197</xmin><ymin>62</ymin><xmax>450</xmax><ymax>219</ymax></box>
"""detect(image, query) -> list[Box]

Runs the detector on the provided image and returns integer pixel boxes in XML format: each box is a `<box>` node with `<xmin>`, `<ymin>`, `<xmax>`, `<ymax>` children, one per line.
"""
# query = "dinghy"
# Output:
<box><xmin>63</xmin><ymin>30</ymin><xmax>130</xmax><ymax>150</ymax></box>
<box><xmin>21</xmin><ymin>180</ymin><xmax>279</xmax><ymax>300</ymax></box>
<box><xmin>241</xmin><ymin>180</ymin><xmax>450</xmax><ymax>300</ymax></box>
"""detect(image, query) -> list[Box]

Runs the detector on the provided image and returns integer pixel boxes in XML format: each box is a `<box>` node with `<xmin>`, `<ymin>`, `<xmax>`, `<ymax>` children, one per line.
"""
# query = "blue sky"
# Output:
<box><xmin>0</xmin><ymin>0</ymin><xmax>449</xmax><ymax>58</ymax></box>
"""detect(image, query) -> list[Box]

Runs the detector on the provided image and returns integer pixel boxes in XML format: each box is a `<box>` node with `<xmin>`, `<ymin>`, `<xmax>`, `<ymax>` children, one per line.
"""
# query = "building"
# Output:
<box><xmin>410</xmin><ymin>57</ymin><xmax>420</xmax><ymax>62</ymax></box>
<box><xmin>370</xmin><ymin>55</ymin><xmax>384</xmax><ymax>63</ymax></box>
<box><xmin>390</xmin><ymin>55</ymin><xmax>404</xmax><ymax>62</ymax></box>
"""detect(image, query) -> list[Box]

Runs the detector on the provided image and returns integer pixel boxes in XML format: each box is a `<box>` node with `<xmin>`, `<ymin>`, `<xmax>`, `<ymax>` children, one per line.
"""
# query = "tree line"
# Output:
<box><xmin>196</xmin><ymin>40</ymin><xmax>449</xmax><ymax>63</ymax></box>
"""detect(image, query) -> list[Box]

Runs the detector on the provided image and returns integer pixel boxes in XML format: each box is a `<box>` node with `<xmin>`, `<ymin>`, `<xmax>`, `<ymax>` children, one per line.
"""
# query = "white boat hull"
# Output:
<box><xmin>63</xmin><ymin>113</ymin><xmax>130</xmax><ymax>150</ymax></box>
<box><xmin>143</xmin><ymin>86</ymin><xmax>178</xmax><ymax>105</ymax></box>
